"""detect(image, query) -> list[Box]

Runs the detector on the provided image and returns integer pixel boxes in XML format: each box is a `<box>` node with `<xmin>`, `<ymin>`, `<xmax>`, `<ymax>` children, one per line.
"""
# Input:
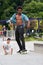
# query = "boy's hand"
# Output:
<box><xmin>27</xmin><ymin>21</ymin><xmax>30</xmax><ymax>28</ymax></box>
<box><xmin>11</xmin><ymin>48</ymin><xmax>13</xmax><ymax>55</ymax></box>
<box><xmin>9</xmin><ymin>22</ymin><xmax>13</xmax><ymax>27</ymax></box>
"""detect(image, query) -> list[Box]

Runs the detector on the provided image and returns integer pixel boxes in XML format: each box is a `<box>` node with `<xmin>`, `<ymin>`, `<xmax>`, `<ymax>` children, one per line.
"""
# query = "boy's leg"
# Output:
<box><xmin>19</xmin><ymin>26</ymin><xmax>26</xmax><ymax>51</ymax></box>
<box><xmin>15</xmin><ymin>28</ymin><xmax>22</xmax><ymax>51</ymax></box>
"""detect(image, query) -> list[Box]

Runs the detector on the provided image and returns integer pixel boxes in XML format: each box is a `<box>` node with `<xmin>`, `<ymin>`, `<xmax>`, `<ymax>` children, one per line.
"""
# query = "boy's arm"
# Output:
<box><xmin>7</xmin><ymin>14</ymin><xmax>16</xmax><ymax>27</ymax></box>
<box><xmin>10</xmin><ymin>48</ymin><xmax>13</xmax><ymax>55</ymax></box>
<box><xmin>23</xmin><ymin>14</ymin><xmax>30</xmax><ymax>29</ymax></box>
<box><xmin>27</xmin><ymin>20</ymin><xmax>30</xmax><ymax>28</ymax></box>
<box><xmin>7</xmin><ymin>13</ymin><xmax>16</xmax><ymax>24</ymax></box>
<box><xmin>9</xmin><ymin>21</ymin><xmax>13</xmax><ymax>27</ymax></box>
<box><xmin>3</xmin><ymin>46</ymin><xmax>7</xmax><ymax>55</ymax></box>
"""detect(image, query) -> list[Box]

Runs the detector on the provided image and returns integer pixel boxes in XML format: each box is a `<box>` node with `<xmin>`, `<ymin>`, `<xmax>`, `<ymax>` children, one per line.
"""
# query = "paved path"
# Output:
<box><xmin>0</xmin><ymin>38</ymin><xmax>43</xmax><ymax>65</ymax></box>
<box><xmin>0</xmin><ymin>52</ymin><xmax>43</xmax><ymax>65</ymax></box>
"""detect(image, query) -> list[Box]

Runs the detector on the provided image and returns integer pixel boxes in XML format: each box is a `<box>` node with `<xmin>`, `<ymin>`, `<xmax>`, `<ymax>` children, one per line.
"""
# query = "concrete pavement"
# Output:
<box><xmin>0</xmin><ymin>38</ymin><xmax>43</xmax><ymax>65</ymax></box>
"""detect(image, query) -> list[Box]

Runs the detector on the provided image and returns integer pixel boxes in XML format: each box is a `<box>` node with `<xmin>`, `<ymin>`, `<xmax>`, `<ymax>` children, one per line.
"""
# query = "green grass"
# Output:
<box><xmin>25</xmin><ymin>36</ymin><xmax>43</xmax><ymax>41</ymax></box>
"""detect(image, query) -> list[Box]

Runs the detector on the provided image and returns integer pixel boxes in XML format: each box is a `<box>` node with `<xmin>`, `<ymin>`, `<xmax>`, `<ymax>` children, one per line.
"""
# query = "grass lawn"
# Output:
<box><xmin>25</xmin><ymin>36</ymin><xmax>43</xmax><ymax>41</ymax></box>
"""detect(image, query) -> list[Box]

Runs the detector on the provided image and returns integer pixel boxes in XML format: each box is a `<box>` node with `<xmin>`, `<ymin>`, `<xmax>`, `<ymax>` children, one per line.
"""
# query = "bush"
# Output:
<box><xmin>23</xmin><ymin>1</ymin><xmax>43</xmax><ymax>18</ymax></box>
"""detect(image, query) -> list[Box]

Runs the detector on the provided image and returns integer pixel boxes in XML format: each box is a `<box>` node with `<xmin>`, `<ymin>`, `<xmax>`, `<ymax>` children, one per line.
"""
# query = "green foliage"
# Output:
<box><xmin>0</xmin><ymin>0</ymin><xmax>43</xmax><ymax>20</ymax></box>
<box><xmin>23</xmin><ymin>1</ymin><xmax>43</xmax><ymax>18</ymax></box>
<box><xmin>30</xmin><ymin>20</ymin><xmax>38</xmax><ymax>30</ymax></box>
<box><xmin>39</xmin><ymin>20</ymin><xmax>43</xmax><ymax>30</ymax></box>
<box><xmin>0</xmin><ymin>0</ymin><xmax>16</xmax><ymax>20</ymax></box>
<box><xmin>1</xmin><ymin>6</ymin><xmax>16</xmax><ymax>19</ymax></box>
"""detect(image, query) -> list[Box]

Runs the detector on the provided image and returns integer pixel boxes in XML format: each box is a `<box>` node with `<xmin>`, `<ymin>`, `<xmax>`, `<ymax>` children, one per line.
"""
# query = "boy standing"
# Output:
<box><xmin>7</xmin><ymin>6</ymin><xmax>30</xmax><ymax>53</ymax></box>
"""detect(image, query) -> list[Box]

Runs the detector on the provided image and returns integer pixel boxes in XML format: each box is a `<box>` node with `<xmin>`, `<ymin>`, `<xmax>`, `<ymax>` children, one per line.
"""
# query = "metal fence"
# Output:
<box><xmin>6</xmin><ymin>30</ymin><xmax>15</xmax><ymax>40</ymax></box>
<box><xmin>0</xmin><ymin>30</ymin><xmax>15</xmax><ymax>40</ymax></box>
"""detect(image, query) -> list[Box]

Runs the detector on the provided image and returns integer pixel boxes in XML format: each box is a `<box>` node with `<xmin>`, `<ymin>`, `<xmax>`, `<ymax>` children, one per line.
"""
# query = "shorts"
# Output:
<box><xmin>3</xmin><ymin>32</ymin><xmax>6</xmax><ymax>37</ymax></box>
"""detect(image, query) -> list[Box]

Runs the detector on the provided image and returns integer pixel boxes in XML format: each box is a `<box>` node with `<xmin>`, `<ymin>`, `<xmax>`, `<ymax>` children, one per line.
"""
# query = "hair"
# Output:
<box><xmin>17</xmin><ymin>6</ymin><xmax>22</xmax><ymax>10</ymax></box>
<box><xmin>7</xmin><ymin>38</ymin><xmax>11</xmax><ymax>40</ymax></box>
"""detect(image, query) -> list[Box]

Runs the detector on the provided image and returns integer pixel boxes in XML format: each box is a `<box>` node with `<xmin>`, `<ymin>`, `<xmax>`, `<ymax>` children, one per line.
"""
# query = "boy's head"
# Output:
<box><xmin>7</xmin><ymin>38</ymin><xmax>11</xmax><ymax>44</ymax></box>
<box><xmin>17</xmin><ymin>6</ymin><xmax>22</xmax><ymax>14</ymax></box>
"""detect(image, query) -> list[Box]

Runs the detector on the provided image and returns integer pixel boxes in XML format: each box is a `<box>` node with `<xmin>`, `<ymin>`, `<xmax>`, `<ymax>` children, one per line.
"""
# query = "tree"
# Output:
<box><xmin>0</xmin><ymin>0</ymin><xmax>16</xmax><ymax>20</ymax></box>
<box><xmin>0</xmin><ymin>0</ymin><xmax>43</xmax><ymax>20</ymax></box>
<box><xmin>23</xmin><ymin>1</ymin><xmax>43</xmax><ymax>18</ymax></box>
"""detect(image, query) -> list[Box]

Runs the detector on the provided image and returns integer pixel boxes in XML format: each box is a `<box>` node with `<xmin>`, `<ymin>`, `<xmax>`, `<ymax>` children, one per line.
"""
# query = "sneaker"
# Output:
<box><xmin>19</xmin><ymin>49</ymin><xmax>27</xmax><ymax>54</ymax></box>
<box><xmin>22</xmin><ymin>49</ymin><xmax>27</xmax><ymax>52</ymax></box>
<box><xmin>17</xmin><ymin>50</ymin><xmax>22</xmax><ymax>53</ymax></box>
